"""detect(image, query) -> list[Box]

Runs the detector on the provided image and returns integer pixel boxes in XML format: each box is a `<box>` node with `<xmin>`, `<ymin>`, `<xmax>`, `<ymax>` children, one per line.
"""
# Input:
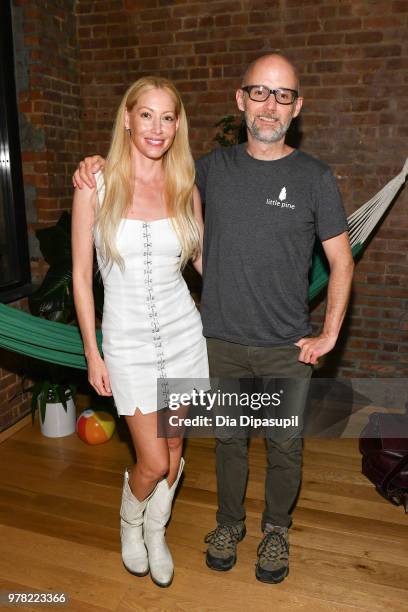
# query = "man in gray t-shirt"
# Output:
<box><xmin>196</xmin><ymin>144</ymin><xmax>348</xmax><ymax>346</ymax></box>
<box><xmin>196</xmin><ymin>54</ymin><xmax>353</xmax><ymax>584</ymax></box>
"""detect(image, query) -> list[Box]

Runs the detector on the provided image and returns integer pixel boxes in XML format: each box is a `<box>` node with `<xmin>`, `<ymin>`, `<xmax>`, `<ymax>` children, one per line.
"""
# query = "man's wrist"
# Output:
<box><xmin>320</xmin><ymin>331</ymin><xmax>338</xmax><ymax>343</ymax></box>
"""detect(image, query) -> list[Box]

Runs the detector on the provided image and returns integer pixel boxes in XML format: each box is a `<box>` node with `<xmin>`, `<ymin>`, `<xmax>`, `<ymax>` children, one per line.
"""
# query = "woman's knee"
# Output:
<box><xmin>137</xmin><ymin>457</ymin><xmax>169</xmax><ymax>481</ymax></box>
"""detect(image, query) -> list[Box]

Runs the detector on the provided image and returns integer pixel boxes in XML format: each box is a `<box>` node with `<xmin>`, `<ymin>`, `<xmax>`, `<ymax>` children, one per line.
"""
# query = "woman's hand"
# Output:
<box><xmin>86</xmin><ymin>352</ymin><xmax>113</xmax><ymax>396</ymax></box>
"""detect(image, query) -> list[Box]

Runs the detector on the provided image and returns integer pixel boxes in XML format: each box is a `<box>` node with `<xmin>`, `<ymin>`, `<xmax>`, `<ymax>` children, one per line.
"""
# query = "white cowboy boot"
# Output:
<box><xmin>144</xmin><ymin>458</ymin><xmax>185</xmax><ymax>587</ymax></box>
<box><xmin>120</xmin><ymin>468</ymin><xmax>156</xmax><ymax>576</ymax></box>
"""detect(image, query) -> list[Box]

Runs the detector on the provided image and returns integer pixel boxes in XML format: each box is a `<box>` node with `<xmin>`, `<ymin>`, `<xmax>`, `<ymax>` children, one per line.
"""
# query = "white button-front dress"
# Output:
<box><xmin>93</xmin><ymin>171</ymin><xmax>209</xmax><ymax>415</ymax></box>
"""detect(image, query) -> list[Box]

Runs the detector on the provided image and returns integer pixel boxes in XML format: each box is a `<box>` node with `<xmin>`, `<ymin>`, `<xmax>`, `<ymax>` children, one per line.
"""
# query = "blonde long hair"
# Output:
<box><xmin>96</xmin><ymin>76</ymin><xmax>199</xmax><ymax>270</ymax></box>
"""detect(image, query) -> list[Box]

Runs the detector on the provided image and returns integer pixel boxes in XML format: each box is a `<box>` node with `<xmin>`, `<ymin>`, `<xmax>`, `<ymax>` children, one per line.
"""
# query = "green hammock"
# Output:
<box><xmin>0</xmin><ymin>159</ymin><xmax>406</xmax><ymax>370</ymax></box>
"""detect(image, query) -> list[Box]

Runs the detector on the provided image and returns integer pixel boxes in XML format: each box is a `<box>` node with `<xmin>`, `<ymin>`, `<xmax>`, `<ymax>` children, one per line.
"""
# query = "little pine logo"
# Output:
<box><xmin>266</xmin><ymin>186</ymin><xmax>295</xmax><ymax>210</ymax></box>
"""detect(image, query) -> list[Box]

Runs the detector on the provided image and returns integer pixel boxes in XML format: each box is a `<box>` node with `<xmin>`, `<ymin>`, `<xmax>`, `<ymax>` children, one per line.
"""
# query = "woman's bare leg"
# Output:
<box><xmin>124</xmin><ymin>409</ymin><xmax>169</xmax><ymax>501</ymax></box>
<box><xmin>163</xmin><ymin>401</ymin><xmax>189</xmax><ymax>485</ymax></box>
<box><xmin>166</xmin><ymin>437</ymin><xmax>183</xmax><ymax>486</ymax></box>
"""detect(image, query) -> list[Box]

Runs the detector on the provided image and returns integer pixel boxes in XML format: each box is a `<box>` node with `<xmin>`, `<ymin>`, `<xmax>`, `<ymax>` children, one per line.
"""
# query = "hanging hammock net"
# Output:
<box><xmin>0</xmin><ymin>159</ymin><xmax>407</xmax><ymax>370</ymax></box>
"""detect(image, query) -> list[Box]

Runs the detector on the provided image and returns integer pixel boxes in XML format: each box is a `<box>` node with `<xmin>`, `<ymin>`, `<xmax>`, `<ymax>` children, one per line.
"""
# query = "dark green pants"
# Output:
<box><xmin>207</xmin><ymin>338</ymin><xmax>313</xmax><ymax>530</ymax></box>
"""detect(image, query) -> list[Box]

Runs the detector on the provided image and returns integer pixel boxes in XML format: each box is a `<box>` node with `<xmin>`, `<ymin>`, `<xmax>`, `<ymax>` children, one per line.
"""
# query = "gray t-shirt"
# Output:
<box><xmin>195</xmin><ymin>143</ymin><xmax>348</xmax><ymax>346</ymax></box>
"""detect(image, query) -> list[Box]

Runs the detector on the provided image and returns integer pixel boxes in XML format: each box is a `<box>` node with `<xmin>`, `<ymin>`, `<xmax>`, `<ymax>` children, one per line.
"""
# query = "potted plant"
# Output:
<box><xmin>28</xmin><ymin>211</ymin><xmax>104</xmax><ymax>322</ymax></box>
<box><xmin>26</xmin><ymin>377</ymin><xmax>77</xmax><ymax>438</ymax></box>
<box><xmin>14</xmin><ymin>373</ymin><xmax>77</xmax><ymax>438</ymax></box>
<box><xmin>214</xmin><ymin>115</ymin><xmax>247</xmax><ymax>147</ymax></box>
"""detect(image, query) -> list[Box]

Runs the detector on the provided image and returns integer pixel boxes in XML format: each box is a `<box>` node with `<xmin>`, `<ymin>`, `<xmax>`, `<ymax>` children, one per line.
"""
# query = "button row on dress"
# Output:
<box><xmin>142</xmin><ymin>222</ymin><xmax>170</xmax><ymax>402</ymax></box>
<box><xmin>161</xmin><ymin>382</ymin><xmax>170</xmax><ymax>401</ymax></box>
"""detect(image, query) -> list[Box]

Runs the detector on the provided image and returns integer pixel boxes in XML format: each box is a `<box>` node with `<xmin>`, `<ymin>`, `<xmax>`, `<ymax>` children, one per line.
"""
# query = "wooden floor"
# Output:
<box><xmin>0</xmin><ymin>418</ymin><xmax>407</xmax><ymax>612</ymax></box>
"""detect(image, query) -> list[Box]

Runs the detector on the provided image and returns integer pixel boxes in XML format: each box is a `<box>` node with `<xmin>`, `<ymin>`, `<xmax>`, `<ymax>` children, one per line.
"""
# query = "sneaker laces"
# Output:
<box><xmin>257</xmin><ymin>529</ymin><xmax>288</xmax><ymax>563</ymax></box>
<box><xmin>204</xmin><ymin>524</ymin><xmax>242</xmax><ymax>551</ymax></box>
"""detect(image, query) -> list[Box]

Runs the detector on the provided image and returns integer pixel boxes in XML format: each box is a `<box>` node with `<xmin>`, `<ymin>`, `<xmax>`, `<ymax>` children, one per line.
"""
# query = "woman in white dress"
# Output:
<box><xmin>72</xmin><ymin>77</ymin><xmax>209</xmax><ymax>587</ymax></box>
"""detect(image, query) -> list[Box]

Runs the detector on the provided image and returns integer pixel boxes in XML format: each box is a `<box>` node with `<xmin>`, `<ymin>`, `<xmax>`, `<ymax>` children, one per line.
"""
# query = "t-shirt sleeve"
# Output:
<box><xmin>315</xmin><ymin>169</ymin><xmax>348</xmax><ymax>241</ymax></box>
<box><xmin>195</xmin><ymin>154</ymin><xmax>211</xmax><ymax>204</ymax></box>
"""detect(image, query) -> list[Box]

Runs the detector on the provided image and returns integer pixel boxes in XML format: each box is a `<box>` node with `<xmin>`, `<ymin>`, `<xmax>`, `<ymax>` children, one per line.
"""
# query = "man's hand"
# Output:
<box><xmin>72</xmin><ymin>155</ymin><xmax>106</xmax><ymax>189</ymax></box>
<box><xmin>295</xmin><ymin>232</ymin><xmax>354</xmax><ymax>365</ymax></box>
<box><xmin>295</xmin><ymin>334</ymin><xmax>337</xmax><ymax>365</ymax></box>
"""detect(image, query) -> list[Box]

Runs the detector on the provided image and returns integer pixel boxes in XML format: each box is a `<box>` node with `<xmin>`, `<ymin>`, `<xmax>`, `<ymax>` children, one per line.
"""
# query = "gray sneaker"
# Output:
<box><xmin>255</xmin><ymin>524</ymin><xmax>289</xmax><ymax>583</ymax></box>
<box><xmin>205</xmin><ymin>522</ymin><xmax>246</xmax><ymax>571</ymax></box>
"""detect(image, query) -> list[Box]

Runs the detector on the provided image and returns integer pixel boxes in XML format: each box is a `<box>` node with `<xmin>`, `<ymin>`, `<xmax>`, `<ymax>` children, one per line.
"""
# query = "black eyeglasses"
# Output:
<box><xmin>241</xmin><ymin>85</ymin><xmax>298</xmax><ymax>105</ymax></box>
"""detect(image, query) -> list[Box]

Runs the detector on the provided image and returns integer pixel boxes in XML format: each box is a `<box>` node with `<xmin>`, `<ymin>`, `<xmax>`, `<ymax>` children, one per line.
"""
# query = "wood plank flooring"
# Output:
<box><xmin>0</xmin><ymin>418</ymin><xmax>407</xmax><ymax>611</ymax></box>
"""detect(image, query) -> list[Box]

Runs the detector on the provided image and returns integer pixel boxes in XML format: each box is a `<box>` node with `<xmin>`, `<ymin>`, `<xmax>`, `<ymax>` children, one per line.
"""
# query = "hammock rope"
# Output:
<box><xmin>348</xmin><ymin>158</ymin><xmax>408</xmax><ymax>247</ymax></box>
<box><xmin>307</xmin><ymin>158</ymin><xmax>407</xmax><ymax>301</ymax></box>
<box><xmin>0</xmin><ymin>159</ymin><xmax>406</xmax><ymax>370</ymax></box>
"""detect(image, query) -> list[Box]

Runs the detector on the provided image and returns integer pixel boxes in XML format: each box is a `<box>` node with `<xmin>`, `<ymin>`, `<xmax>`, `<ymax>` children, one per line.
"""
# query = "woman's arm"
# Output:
<box><xmin>191</xmin><ymin>185</ymin><xmax>204</xmax><ymax>276</ymax></box>
<box><xmin>72</xmin><ymin>185</ymin><xmax>112</xmax><ymax>396</ymax></box>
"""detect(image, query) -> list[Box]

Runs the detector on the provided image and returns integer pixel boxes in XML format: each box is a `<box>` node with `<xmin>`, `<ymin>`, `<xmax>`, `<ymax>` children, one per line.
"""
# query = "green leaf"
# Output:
<box><xmin>28</xmin><ymin>210</ymin><xmax>103</xmax><ymax>325</ymax></box>
<box><xmin>68</xmin><ymin>384</ymin><xmax>76</xmax><ymax>399</ymax></box>
<box><xmin>60</xmin><ymin>387</ymin><xmax>68</xmax><ymax>411</ymax></box>
<box><xmin>29</xmin><ymin>266</ymin><xmax>74</xmax><ymax>322</ymax></box>
<box><xmin>40</xmin><ymin>392</ymin><xmax>47</xmax><ymax>424</ymax></box>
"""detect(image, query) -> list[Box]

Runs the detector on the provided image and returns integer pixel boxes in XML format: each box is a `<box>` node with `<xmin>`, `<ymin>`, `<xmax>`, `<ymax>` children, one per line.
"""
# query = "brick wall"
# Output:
<box><xmin>2</xmin><ymin>0</ymin><xmax>407</xmax><ymax>431</ymax></box>
<box><xmin>0</xmin><ymin>299</ymin><xmax>33</xmax><ymax>432</ymax></box>
<box><xmin>0</xmin><ymin>0</ymin><xmax>82</xmax><ymax>432</ymax></box>
<box><xmin>76</xmin><ymin>0</ymin><xmax>408</xmax><ymax>377</ymax></box>
<box><xmin>14</xmin><ymin>0</ymin><xmax>81</xmax><ymax>269</ymax></box>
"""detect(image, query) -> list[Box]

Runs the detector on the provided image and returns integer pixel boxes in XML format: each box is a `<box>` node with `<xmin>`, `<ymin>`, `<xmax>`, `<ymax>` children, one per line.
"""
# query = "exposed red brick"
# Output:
<box><xmin>323</xmin><ymin>18</ymin><xmax>362</xmax><ymax>32</ymax></box>
<box><xmin>344</xmin><ymin>31</ymin><xmax>383</xmax><ymax>44</ymax></box>
<box><xmin>285</xmin><ymin>20</ymin><xmax>321</xmax><ymax>35</ymax></box>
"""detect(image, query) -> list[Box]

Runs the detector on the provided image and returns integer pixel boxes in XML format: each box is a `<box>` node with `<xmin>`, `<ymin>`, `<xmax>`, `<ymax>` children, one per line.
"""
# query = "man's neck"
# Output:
<box><xmin>245</xmin><ymin>137</ymin><xmax>294</xmax><ymax>161</ymax></box>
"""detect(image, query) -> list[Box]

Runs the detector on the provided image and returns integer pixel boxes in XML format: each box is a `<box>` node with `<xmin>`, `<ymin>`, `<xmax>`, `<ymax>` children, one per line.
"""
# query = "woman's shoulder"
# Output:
<box><xmin>95</xmin><ymin>169</ymin><xmax>105</xmax><ymax>190</ymax></box>
<box><xmin>95</xmin><ymin>170</ymin><xmax>105</xmax><ymax>206</ymax></box>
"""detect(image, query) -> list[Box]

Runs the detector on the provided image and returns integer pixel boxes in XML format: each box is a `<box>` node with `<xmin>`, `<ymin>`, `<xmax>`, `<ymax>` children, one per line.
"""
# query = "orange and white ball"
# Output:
<box><xmin>76</xmin><ymin>409</ymin><xmax>115</xmax><ymax>445</ymax></box>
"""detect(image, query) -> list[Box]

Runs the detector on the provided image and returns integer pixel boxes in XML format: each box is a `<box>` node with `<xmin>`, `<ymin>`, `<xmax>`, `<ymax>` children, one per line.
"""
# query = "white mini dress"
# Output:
<box><xmin>94</xmin><ymin>171</ymin><xmax>209</xmax><ymax>415</ymax></box>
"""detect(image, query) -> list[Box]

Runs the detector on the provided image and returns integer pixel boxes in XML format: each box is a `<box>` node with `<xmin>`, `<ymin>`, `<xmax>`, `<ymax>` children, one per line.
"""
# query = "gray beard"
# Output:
<box><xmin>245</xmin><ymin>112</ymin><xmax>291</xmax><ymax>144</ymax></box>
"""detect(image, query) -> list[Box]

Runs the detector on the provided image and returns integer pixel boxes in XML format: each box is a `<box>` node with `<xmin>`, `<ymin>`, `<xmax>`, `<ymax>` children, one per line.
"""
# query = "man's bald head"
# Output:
<box><xmin>241</xmin><ymin>54</ymin><xmax>300</xmax><ymax>93</ymax></box>
<box><xmin>236</xmin><ymin>53</ymin><xmax>303</xmax><ymax>147</ymax></box>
